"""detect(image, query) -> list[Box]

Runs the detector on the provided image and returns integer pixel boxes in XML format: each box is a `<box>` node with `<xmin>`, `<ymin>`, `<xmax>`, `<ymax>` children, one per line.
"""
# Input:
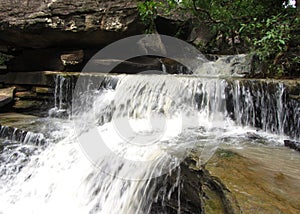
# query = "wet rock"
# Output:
<box><xmin>15</xmin><ymin>91</ymin><xmax>37</xmax><ymax>99</ymax></box>
<box><xmin>160</xmin><ymin>58</ymin><xmax>191</xmax><ymax>74</ymax></box>
<box><xmin>13</xmin><ymin>100</ymin><xmax>43</xmax><ymax>111</ymax></box>
<box><xmin>0</xmin><ymin>87</ymin><xmax>16</xmax><ymax>110</ymax></box>
<box><xmin>15</xmin><ymin>90</ymin><xmax>53</xmax><ymax>102</ymax></box>
<box><xmin>150</xmin><ymin>156</ymin><xmax>240</xmax><ymax>214</ymax></box>
<box><xmin>12</xmin><ymin>96</ymin><xmax>53</xmax><ymax>117</ymax></box>
<box><xmin>34</xmin><ymin>87</ymin><xmax>53</xmax><ymax>94</ymax></box>
<box><xmin>0</xmin><ymin>113</ymin><xmax>37</xmax><ymax>127</ymax></box>
<box><xmin>196</xmin><ymin>54</ymin><xmax>253</xmax><ymax>77</ymax></box>
<box><xmin>284</xmin><ymin>140</ymin><xmax>300</xmax><ymax>152</ymax></box>
<box><xmin>206</xmin><ymin>148</ymin><xmax>300</xmax><ymax>213</ymax></box>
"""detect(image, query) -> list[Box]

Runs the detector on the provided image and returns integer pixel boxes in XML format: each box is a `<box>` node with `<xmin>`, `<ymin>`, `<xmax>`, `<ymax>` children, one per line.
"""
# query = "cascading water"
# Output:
<box><xmin>48</xmin><ymin>75</ymin><xmax>74</xmax><ymax>118</ymax></box>
<box><xmin>0</xmin><ymin>72</ymin><xmax>299</xmax><ymax>213</ymax></box>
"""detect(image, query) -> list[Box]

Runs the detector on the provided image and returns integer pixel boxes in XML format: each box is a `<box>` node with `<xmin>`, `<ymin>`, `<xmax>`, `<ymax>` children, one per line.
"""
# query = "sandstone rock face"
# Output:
<box><xmin>0</xmin><ymin>0</ymin><xmax>143</xmax><ymax>49</ymax></box>
<box><xmin>0</xmin><ymin>0</ymin><xmax>189</xmax><ymax>73</ymax></box>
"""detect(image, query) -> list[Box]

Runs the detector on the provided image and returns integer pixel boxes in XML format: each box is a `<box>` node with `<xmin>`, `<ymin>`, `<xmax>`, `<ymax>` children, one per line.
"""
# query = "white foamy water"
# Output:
<box><xmin>0</xmin><ymin>74</ymin><xmax>298</xmax><ymax>214</ymax></box>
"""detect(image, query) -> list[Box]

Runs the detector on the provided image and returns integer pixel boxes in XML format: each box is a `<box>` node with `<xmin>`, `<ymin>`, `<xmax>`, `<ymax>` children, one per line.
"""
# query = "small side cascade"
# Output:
<box><xmin>226</xmin><ymin>80</ymin><xmax>300</xmax><ymax>139</ymax></box>
<box><xmin>0</xmin><ymin>124</ymin><xmax>46</xmax><ymax>146</ymax></box>
<box><xmin>196</xmin><ymin>54</ymin><xmax>253</xmax><ymax>77</ymax></box>
<box><xmin>49</xmin><ymin>74</ymin><xmax>74</xmax><ymax>118</ymax></box>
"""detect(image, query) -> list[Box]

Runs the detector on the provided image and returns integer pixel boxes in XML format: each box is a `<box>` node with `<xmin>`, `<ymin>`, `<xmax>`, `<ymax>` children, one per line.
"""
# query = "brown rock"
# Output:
<box><xmin>61</xmin><ymin>50</ymin><xmax>84</xmax><ymax>66</ymax></box>
<box><xmin>12</xmin><ymin>100</ymin><xmax>43</xmax><ymax>110</ymax></box>
<box><xmin>0</xmin><ymin>87</ymin><xmax>16</xmax><ymax>109</ymax></box>
<box><xmin>3</xmin><ymin>71</ymin><xmax>52</xmax><ymax>86</ymax></box>
<box><xmin>15</xmin><ymin>91</ymin><xmax>37</xmax><ymax>99</ymax></box>
<box><xmin>34</xmin><ymin>87</ymin><xmax>53</xmax><ymax>94</ymax></box>
<box><xmin>0</xmin><ymin>0</ymin><xmax>143</xmax><ymax>49</ymax></box>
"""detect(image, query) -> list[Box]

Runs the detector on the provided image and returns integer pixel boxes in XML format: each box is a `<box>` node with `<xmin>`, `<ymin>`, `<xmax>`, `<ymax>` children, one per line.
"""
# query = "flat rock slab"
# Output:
<box><xmin>13</xmin><ymin>100</ymin><xmax>43</xmax><ymax>110</ymax></box>
<box><xmin>3</xmin><ymin>71</ymin><xmax>53</xmax><ymax>86</ymax></box>
<box><xmin>0</xmin><ymin>112</ymin><xmax>36</xmax><ymax>122</ymax></box>
<box><xmin>206</xmin><ymin>146</ymin><xmax>300</xmax><ymax>213</ymax></box>
<box><xmin>0</xmin><ymin>87</ymin><xmax>15</xmax><ymax>109</ymax></box>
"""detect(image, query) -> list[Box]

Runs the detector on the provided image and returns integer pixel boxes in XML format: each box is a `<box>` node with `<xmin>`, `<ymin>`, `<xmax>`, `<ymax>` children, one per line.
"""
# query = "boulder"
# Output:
<box><xmin>0</xmin><ymin>87</ymin><xmax>15</xmax><ymax>110</ymax></box>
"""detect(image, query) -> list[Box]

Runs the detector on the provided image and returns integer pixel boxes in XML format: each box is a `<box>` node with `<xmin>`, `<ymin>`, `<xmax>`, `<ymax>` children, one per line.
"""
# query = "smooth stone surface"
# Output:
<box><xmin>206</xmin><ymin>145</ymin><xmax>300</xmax><ymax>213</ymax></box>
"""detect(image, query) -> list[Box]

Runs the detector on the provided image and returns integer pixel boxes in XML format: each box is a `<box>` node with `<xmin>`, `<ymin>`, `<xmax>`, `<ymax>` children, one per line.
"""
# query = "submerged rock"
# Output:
<box><xmin>149</xmin><ymin>155</ymin><xmax>241</xmax><ymax>214</ymax></box>
<box><xmin>284</xmin><ymin>140</ymin><xmax>300</xmax><ymax>152</ymax></box>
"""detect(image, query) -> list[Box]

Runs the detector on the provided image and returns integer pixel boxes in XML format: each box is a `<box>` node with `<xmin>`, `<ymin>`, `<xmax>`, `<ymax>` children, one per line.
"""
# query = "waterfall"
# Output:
<box><xmin>73</xmin><ymin>75</ymin><xmax>299</xmax><ymax>140</ymax></box>
<box><xmin>48</xmin><ymin>75</ymin><xmax>74</xmax><ymax>118</ymax></box>
<box><xmin>0</xmin><ymin>125</ymin><xmax>46</xmax><ymax>145</ymax></box>
<box><xmin>0</xmin><ymin>72</ymin><xmax>299</xmax><ymax>213</ymax></box>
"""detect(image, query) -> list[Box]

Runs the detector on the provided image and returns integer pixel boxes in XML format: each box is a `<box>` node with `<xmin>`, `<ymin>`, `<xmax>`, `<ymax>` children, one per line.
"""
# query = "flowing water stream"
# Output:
<box><xmin>0</xmin><ymin>73</ymin><xmax>299</xmax><ymax>213</ymax></box>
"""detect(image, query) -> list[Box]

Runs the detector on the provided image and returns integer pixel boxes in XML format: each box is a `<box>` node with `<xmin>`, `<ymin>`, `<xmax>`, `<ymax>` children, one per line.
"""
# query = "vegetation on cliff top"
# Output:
<box><xmin>138</xmin><ymin>0</ymin><xmax>300</xmax><ymax>77</ymax></box>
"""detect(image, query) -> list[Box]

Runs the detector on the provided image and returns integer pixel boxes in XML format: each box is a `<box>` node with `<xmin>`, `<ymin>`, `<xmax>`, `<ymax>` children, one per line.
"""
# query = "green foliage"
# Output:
<box><xmin>240</xmin><ymin>12</ymin><xmax>299</xmax><ymax>76</ymax></box>
<box><xmin>137</xmin><ymin>0</ymin><xmax>298</xmax><ymax>76</ymax></box>
<box><xmin>137</xmin><ymin>0</ymin><xmax>160</xmax><ymax>33</ymax></box>
<box><xmin>137</xmin><ymin>0</ymin><xmax>179</xmax><ymax>33</ymax></box>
